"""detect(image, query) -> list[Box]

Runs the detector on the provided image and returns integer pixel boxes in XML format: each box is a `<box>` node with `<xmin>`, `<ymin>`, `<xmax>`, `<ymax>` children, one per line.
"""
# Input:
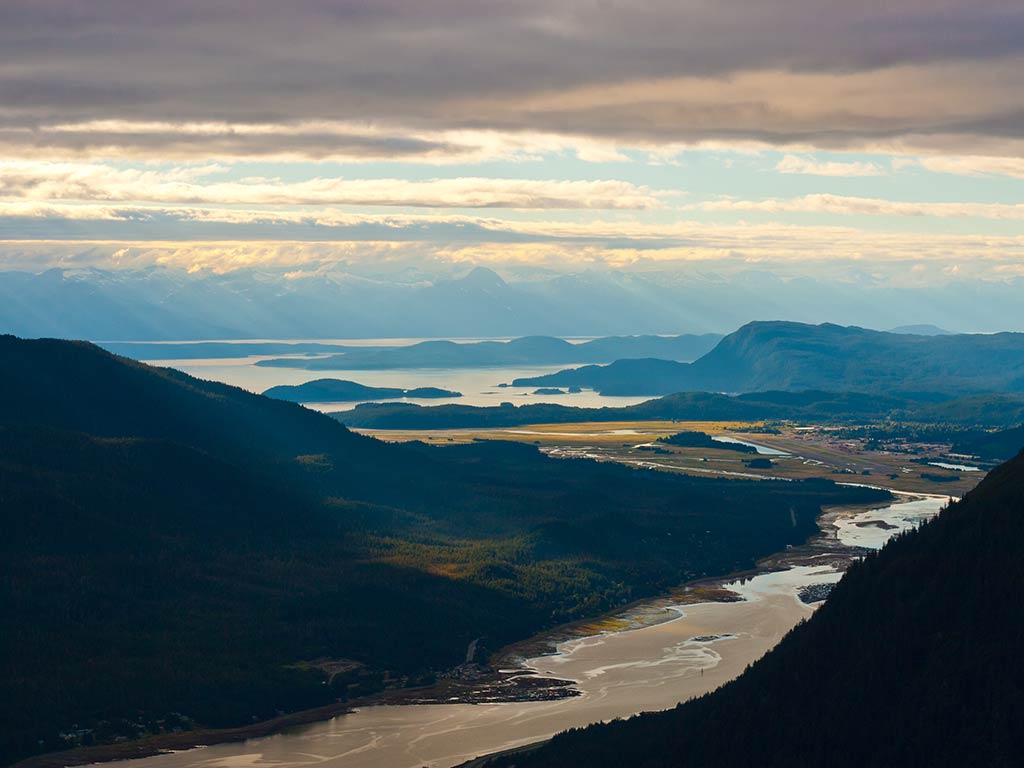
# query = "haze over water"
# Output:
<box><xmin>147</xmin><ymin>340</ymin><xmax>655</xmax><ymax>410</ymax></box>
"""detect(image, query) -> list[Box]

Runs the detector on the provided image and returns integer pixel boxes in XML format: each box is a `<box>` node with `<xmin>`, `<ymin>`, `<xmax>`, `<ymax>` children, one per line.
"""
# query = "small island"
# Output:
<box><xmin>658</xmin><ymin>430</ymin><xmax>758</xmax><ymax>454</ymax></box>
<box><xmin>263</xmin><ymin>379</ymin><xmax>462</xmax><ymax>403</ymax></box>
<box><xmin>532</xmin><ymin>388</ymin><xmax>567</xmax><ymax>395</ymax></box>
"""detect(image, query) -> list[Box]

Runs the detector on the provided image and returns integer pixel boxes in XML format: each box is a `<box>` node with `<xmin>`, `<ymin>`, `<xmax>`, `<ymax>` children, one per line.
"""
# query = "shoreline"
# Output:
<box><xmin>14</xmin><ymin>490</ymin><xmax>925</xmax><ymax>768</ymax></box>
<box><xmin>8</xmin><ymin>702</ymin><xmax>357</xmax><ymax>768</ymax></box>
<box><xmin>497</xmin><ymin>490</ymin><xmax>933</xmax><ymax>667</ymax></box>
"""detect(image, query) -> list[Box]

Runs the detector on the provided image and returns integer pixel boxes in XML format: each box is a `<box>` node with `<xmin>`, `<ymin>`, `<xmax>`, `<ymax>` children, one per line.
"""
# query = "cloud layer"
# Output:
<box><xmin>1</xmin><ymin>2</ymin><xmax>1023</xmax><ymax>158</ymax></box>
<box><xmin>697</xmin><ymin>194</ymin><xmax>1024</xmax><ymax>220</ymax></box>
<box><xmin>1</xmin><ymin>2</ymin><xmax>1022</xmax><ymax>285</ymax></box>
<box><xmin>0</xmin><ymin>161</ymin><xmax>661</xmax><ymax>209</ymax></box>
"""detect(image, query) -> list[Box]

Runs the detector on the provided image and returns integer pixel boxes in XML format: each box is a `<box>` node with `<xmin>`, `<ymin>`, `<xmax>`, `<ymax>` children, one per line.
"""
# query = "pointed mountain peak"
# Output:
<box><xmin>460</xmin><ymin>267</ymin><xmax>507</xmax><ymax>289</ymax></box>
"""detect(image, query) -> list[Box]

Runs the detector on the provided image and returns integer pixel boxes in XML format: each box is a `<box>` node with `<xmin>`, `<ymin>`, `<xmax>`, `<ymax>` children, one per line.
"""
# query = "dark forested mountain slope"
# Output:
<box><xmin>513</xmin><ymin>321</ymin><xmax>1024</xmax><ymax>396</ymax></box>
<box><xmin>1</xmin><ymin>426</ymin><xmax>526</xmax><ymax>753</ymax></box>
<box><xmin>488</xmin><ymin>451</ymin><xmax>1024</xmax><ymax>768</ymax></box>
<box><xmin>0</xmin><ymin>336</ymin><xmax>884</xmax><ymax>764</ymax></box>
<box><xmin>0</xmin><ymin>335</ymin><xmax>384</xmax><ymax>462</ymax></box>
<box><xmin>336</xmin><ymin>390</ymin><xmax>910</xmax><ymax>429</ymax></box>
<box><xmin>953</xmin><ymin>424</ymin><xmax>1024</xmax><ymax>461</ymax></box>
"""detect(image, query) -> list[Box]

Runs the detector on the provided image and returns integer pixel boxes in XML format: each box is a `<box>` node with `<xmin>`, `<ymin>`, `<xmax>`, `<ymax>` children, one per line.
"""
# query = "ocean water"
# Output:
<box><xmin>150</xmin><ymin>354</ymin><xmax>652</xmax><ymax>411</ymax></box>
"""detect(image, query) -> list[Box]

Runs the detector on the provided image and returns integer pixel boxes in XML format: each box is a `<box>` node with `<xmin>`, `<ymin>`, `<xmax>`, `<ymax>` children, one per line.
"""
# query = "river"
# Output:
<box><xmin>95</xmin><ymin>495</ymin><xmax>949</xmax><ymax>768</ymax></box>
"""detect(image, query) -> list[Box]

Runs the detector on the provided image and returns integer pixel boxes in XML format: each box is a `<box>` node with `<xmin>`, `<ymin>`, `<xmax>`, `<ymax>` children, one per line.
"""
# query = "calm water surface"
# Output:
<box><xmin>153</xmin><ymin>356</ymin><xmax>652</xmax><ymax>410</ymax></box>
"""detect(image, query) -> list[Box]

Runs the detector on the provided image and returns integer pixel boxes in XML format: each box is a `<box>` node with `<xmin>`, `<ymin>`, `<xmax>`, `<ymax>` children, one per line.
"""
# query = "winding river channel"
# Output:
<box><xmin>100</xmin><ymin>494</ymin><xmax>948</xmax><ymax>768</ymax></box>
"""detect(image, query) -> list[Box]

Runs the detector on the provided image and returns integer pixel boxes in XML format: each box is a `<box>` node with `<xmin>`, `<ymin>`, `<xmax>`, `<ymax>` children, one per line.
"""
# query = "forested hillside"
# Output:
<box><xmin>488</xmin><ymin>451</ymin><xmax>1024</xmax><ymax>768</ymax></box>
<box><xmin>953</xmin><ymin>424</ymin><xmax>1024</xmax><ymax>460</ymax></box>
<box><xmin>0</xmin><ymin>336</ymin><xmax>885</xmax><ymax>764</ymax></box>
<box><xmin>513</xmin><ymin>322</ymin><xmax>1024</xmax><ymax>396</ymax></box>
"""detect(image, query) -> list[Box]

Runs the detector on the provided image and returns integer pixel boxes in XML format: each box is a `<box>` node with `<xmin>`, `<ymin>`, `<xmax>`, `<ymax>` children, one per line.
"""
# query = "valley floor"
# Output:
<box><xmin>15</xmin><ymin>453</ymin><xmax>957</xmax><ymax>768</ymax></box>
<box><xmin>356</xmin><ymin>420</ymin><xmax>986</xmax><ymax>497</ymax></box>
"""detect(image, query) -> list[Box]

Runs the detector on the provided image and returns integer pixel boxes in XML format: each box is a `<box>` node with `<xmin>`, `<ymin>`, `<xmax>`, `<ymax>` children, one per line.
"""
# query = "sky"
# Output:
<box><xmin>2</xmin><ymin>1</ymin><xmax>1024</xmax><ymax>283</ymax></box>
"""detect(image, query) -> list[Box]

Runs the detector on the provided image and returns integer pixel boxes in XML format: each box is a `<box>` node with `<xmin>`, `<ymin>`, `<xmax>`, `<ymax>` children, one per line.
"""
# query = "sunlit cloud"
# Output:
<box><xmin>5</xmin><ymin>57</ymin><xmax>1024</xmax><ymax>162</ymax></box>
<box><xmin>1</xmin><ymin>1</ymin><xmax>1022</xmax><ymax>284</ymax></box>
<box><xmin>0</xmin><ymin>161</ymin><xmax>662</xmax><ymax>209</ymax></box>
<box><xmin>894</xmin><ymin>154</ymin><xmax>1024</xmax><ymax>180</ymax></box>
<box><xmin>697</xmin><ymin>194</ymin><xmax>1024</xmax><ymax>220</ymax></box>
<box><xmin>775</xmin><ymin>155</ymin><xmax>884</xmax><ymax>177</ymax></box>
<box><xmin>4</xmin><ymin>218</ymin><xmax>1024</xmax><ymax>282</ymax></box>
<box><xmin>0</xmin><ymin>121</ymin><xmax>645</xmax><ymax>165</ymax></box>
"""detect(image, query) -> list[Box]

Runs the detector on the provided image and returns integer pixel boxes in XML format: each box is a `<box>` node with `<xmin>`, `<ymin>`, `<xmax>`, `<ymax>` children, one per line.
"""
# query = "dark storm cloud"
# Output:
<box><xmin>1</xmin><ymin>1</ymin><xmax>1023</xmax><ymax>154</ymax></box>
<box><xmin>0</xmin><ymin>126</ymin><xmax>463</xmax><ymax>161</ymax></box>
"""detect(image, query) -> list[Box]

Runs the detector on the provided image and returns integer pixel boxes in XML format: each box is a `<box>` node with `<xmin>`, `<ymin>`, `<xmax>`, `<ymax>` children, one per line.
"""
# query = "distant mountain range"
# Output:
<box><xmin>485</xmin><ymin>448</ymin><xmax>1024</xmax><ymax>768</ymax></box>
<box><xmin>96</xmin><ymin>335</ymin><xmax>722</xmax><ymax>366</ymax></box>
<box><xmin>253</xmin><ymin>334</ymin><xmax>722</xmax><ymax>370</ymax></box>
<box><xmin>2</xmin><ymin>266</ymin><xmax>1023</xmax><ymax>340</ymax></box>
<box><xmin>99</xmin><ymin>341</ymin><xmax>358</xmax><ymax>360</ymax></box>
<box><xmin>887</xmin><ymin>323</ymin><xmax>952</xmax><ymax>335</ymax></box>
<box><xmin>263</xmin><ymin>379</ymin><xmax>460</xmax><ymax>403</ymax></box>
<box><xmin>512</xmin><ymin>321</ymin><xmax>1024</xmax><ymax>396</ymax></box>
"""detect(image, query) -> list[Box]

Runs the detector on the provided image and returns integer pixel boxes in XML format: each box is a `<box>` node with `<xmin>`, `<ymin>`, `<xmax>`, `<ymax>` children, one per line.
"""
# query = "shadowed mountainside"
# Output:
<box><xmin>334</xmin><ymin>390</ymin><xmax>1024</xmax><ymax>430</ymax></box>
<box><xmin>0</xmin><ymin>336</ymin><xmax>885</xmax><ymax>764</ymax></box>
<box><xmin>953</xmin><ymin>424</ymin><xmax>1024</xmax><ymax>461</ymax></box>
<box><xmin>483</xmin><ymin>451</ymin><xmax>1024</xmax><ymax>768</ymax></box>
<box><xmin>512</xmin><ymin>321</ymin><xmax>1024</xmax><ymax>396</ymax></box>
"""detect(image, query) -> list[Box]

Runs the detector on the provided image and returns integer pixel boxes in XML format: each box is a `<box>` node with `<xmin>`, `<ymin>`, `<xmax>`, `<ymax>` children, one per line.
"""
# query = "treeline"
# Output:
<box><xmin>657</xmin><ymin>431</ymin><xmax>757</xmax><ymax>453</ymax></box>
<box><xmin>952</xmin><ymin>424</ymin><xmax>1024</xmax><ymax>460</ymax></box>
<box><xmin>334</xmin><ymin>389</ymin><xmax>1024</xmax><ymax>429</ymax></box>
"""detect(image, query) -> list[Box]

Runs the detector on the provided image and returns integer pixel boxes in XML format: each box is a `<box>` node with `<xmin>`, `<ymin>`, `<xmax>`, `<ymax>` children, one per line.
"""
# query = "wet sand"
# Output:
<box><xmin>86</xmin><ymin>568</ymin><xmax>840</xmax><ymax>768</ymax></box>
<box><xmin>832</xmin><ymin>494</ymin><xmax>949</xmax><ymax>549</ymax></box>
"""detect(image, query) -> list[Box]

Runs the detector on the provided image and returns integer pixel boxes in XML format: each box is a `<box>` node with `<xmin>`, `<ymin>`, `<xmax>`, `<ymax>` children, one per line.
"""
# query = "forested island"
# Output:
<box><xmin>263</xmin><ymin>379</ymin><xmax>461</xmax><ymax>403</ymax></box>
<box><xmin>658</xmin><ymin>431</ymin><xmax>758</xmax><ymax>453</ymax></box>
